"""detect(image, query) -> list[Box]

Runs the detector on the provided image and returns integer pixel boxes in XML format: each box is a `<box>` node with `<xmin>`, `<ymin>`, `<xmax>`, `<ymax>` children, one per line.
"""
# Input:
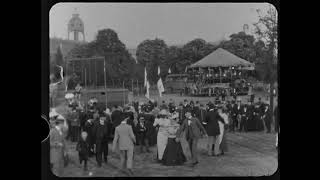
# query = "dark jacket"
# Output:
<box><xmin>134</xmin><ymin>122</ymin><xmax>147</xmax><ymax>139</ymax></box>
<box><xmin>192</xmin><ymin>106</ymin><xmax>201</xmax><ymax>120</ymax></box>
<box><xmin>232</xmin><ymin>104</ymin><xmax>243</xmax><ymax>118</ymax></box>
<box><xmin>168</xmin><ymin>103</ymin><xmax>176</xmax><ymax>113</ymax></box>
<box><xmin>76</xmin><ymin>139</ymin><xmax>90</xmax><ymax>159</ymax></box>
<box><xmin>176</xmin><ymin>117</ymin><xmax>207</xmax><ymax>139</ymax></box>
<box><xmin>240</xmin><ymin>106</ymin><xmax>250</xmax><ymax>121</ymax></box>
<box><xmin>93</xmin><ymin>123</ymin><xmax>109</xmax><ymax>143</ymax></box>
<box><xmin>111</xmin><ymin>110</ymin><xmax>123</xmax><ymax>128</ymax></box>
<box><xmin>204</xmin><ymin>110</ymin><xmax>222</xmax><ymax>136</ymax></box>
<box><xmin>138</xmin><ymin>113</ymin><xmax>155</xmax><ymax>137</ymax></box>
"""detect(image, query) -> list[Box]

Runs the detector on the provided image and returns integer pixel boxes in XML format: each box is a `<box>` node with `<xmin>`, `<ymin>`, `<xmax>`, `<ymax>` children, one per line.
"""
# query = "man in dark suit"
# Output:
<box><xmin>176</xmin><ymin>111</ymin><xmax>208</xmax><ymax>166</ymax></box>
<box><xmin>246</xmin><ymin>101</ymin><xmax>255</xmax><ymax>131</ymax></box>
<box><xmin>182</xmin><ymin>99</ymin><xmax>191</xmax><ymax>120</ymax></box>
<box><xmin>192</xmin><ymin>101</ymin><xmax>201</xmax><ymax>121</ymax></box>
<box><xmin>204</xmin><ymin>104</ymin><xmax>223</xmax><ymax>156</ymax></box>
<box><xmin>232</xmin><ymin>99</ymin><xmax>243</xmax><ymax>132</ymax></box>
<box><xmin>133</xmin><ymin>117</ymin><xmax>150</xmax><ymax>153</ymax></box>
<box><xmin>228</xmin><ymin>100</ymin><xmax>236</xmax><ymax>132</ymax></box>
<box><xmin>111</xmin><ymin>105</ymin><xmax>123</xmax><ymax>135</ymax></box>
<box><xmin>262</xmin><ymin>105</ymin><xmax>272</xmax><ymax>133</ymax></box>
<box><xmin>239</xmin><ymin>104</ymin><xmax>249</xmax><ymax>132</ymax></box>
<box><xmin>93</xmin><ymin>115</ymin><xmax>110</xmax><ymax>167</ymax></box>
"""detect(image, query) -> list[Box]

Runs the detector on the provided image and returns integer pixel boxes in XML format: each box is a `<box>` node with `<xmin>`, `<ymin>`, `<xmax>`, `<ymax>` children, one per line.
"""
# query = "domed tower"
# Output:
<box><xmin>68</xmin><ymin>10</ymin><xmax>85</xmax><ymax>41</ymax></box>
<box><xmin>243</xmin><ymin>24</ymin><xmax>249</xmax><ymax>35</ymax></box>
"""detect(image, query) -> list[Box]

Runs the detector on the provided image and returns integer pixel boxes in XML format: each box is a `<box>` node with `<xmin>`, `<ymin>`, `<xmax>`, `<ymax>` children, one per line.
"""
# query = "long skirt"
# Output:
<box><xmin>157</xmin><ymin>132</ymin><xmax>168</xmax><ymax>160</ymax></box>
<box><xmin>246</xmin><ymin>117</ymin><xmax>257</xmax><ymax>131</ymax></box>
<box><xmin>220</xmin><ymin>127</ymin><xmax>228</xmax><ymax>153</ymax></box>
<box><xmin>256</xmin><ymin>116</ymin><xmax>264</xmax><ymax>131</ymax></box>
<box><xmin>162</xmin><ymin>138</ymin><xmax>186</xmax><ymax>166</ymax></box>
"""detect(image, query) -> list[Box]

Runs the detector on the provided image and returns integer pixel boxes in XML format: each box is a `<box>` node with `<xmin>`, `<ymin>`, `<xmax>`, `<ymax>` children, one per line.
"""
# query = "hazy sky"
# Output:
<box><xmin>50</xmin><ymin>3</ymin><xmax>272</xmax><ymax>48</ymax></box>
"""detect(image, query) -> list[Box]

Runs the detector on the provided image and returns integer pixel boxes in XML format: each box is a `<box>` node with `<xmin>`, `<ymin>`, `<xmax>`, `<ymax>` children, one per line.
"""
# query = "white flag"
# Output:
<box><xmin>145</xmin><ymin>81</ymin><xmax>150</xmax><ymax>99</ymax></box>
<box><xmin>168</xmin><ymin>68</ymin><xmax>171</xmax><ymax>74</ymax></box>
<box><xmin>144</xmin><ymin>67</ymin><xmax>147</xmax><ymax>87</ymax></box>
<box><xmin>157</xmin><ymin>78</ymin><xmax>165</xmax><ymax>97</ymax></box>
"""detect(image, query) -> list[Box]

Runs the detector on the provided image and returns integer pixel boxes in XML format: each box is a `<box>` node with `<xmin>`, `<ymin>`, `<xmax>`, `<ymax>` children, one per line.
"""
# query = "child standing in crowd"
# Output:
<box><xmin>76</xmin><ymin>131</ymin><xmax>90</xmax><ymax>171</ymax></box>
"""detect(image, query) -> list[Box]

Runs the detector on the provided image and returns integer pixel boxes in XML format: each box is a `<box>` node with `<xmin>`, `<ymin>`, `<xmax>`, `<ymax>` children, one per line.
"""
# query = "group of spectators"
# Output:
<box><xmin>49</xmin><ymin>94</ymin><xmax>279</xmax><ymax>176</ymax></box>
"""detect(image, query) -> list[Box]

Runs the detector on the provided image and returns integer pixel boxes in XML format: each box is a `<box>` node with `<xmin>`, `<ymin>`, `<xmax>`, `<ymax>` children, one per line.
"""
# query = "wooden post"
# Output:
<box><xmin>84</xmin><ymin>67</ymin><xmax>87</xmax><ymax>113</ymax></box>
<box><xmin>104</xmin><ymin>59</ymin><xmax>107</xmax><ymax>108</ymax></box>
<box><xmin>123</xmin><ymin>80</ymin><xmax>125</xmax><ymax>106</ymax></box>
<box><xmin>94</xmin><ymin>60</ymin><xmax>97</xmax><ymax>88</ymax></box>
<box><xmin>137</xmin><ymin>79</ymin><xmax>139</xmax><ymax>97</ymax></box>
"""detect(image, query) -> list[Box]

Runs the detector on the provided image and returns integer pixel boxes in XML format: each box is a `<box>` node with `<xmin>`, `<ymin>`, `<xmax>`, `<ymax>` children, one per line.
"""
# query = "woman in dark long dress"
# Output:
<box><xmin>161</xmin><ymin>119</ymin><xmax>186</xmax><ymax>166</ymax></box>
<box><xmin>254</xmin><ymin>104</ymin><xmax>264</xmax><ymax>131</ymax></box>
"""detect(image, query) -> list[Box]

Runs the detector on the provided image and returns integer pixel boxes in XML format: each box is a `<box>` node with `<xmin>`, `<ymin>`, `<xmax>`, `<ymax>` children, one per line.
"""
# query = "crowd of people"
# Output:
<box><xmin>49</xmin><ymin>94</ymin><xmax>279</xmax><ymax>176</ymax></box>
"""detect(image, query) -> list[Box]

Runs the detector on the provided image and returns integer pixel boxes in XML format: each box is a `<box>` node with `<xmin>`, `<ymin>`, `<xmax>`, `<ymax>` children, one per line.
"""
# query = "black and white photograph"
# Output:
<box><xmin>46</xmin><ymin>2</ymin><xmax>279</xmax><ymax>177</ymax></box>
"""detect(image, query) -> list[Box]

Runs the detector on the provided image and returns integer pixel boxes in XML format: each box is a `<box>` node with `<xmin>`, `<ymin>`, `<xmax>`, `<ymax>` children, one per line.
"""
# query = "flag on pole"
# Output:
<box><xmin>144</xmin><ymin>67</ymin><xmax>147</xmax><ymax>87</ymax></box>
<box><xmin>157</xmin><ymin>77</ymin><xmax>165</xmax><ymax>97</ymax></box>
<box><xmin>157</xmin><ymin>66</ymin><xmax>165</xmax><ymax>97</ymax></box>
<box><xmin>168</xmin><ymin>68</ymin><xmax>171</xmax><ymax>74</ymax></box>
<box><xmin>145</xmin><ymin>81</ymin><xmax>150</xmax><ymax>99</ymax></box>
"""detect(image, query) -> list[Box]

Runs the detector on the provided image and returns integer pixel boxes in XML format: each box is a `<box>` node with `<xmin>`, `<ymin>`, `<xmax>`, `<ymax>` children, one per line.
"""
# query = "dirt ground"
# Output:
<box><xmin>61</xmin><ymin>131</ymin><xmax>277</xmax><ymax>177</ymax></box>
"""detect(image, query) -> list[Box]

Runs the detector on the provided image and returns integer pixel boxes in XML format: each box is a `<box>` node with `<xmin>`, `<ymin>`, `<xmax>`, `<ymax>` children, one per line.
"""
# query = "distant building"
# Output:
<box><xmin>50</xmin><ymin>11</ymin><xmax>87</xmax><ymax>63</ymax></box>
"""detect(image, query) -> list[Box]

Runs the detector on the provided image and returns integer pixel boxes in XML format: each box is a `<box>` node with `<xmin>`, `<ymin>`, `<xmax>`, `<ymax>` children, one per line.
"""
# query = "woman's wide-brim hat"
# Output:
<box><xmin>171</xmin><ymin>112</ymin><xmax>179</xmax><ymax>119</ymax></box>
<box><xmin>49</xmin><ymin>108</ymin><xmax>59</xmax><ymax>118</ymax></box>
<box><xmin>159</xmin><ymin>109</ymin><xmax>169</xmax><ymax>116</ymax></box>
<box><xmin>65</xmin><ymin>93</ymin><xmax>74</xmax><ymax>99</ymax></box>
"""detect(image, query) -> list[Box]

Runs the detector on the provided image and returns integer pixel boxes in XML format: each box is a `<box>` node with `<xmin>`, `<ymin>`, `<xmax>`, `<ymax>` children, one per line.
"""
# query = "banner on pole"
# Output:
<box><xmin>157</xmin><ymin>78</ymin><xmax>165</xmax><ymax>97</ymax></box>
<box><xmin>144</xmin><ymin>67</ymin><xmax>147</xmax><ymax>87</ymax></box>
<box><xmin>145</xmin><ymin>81</ymin><xmax>150</xmax><ymax>99</ymax></box>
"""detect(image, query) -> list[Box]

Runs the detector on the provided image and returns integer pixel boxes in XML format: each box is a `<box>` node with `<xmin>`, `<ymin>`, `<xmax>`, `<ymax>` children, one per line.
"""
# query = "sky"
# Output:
<box><xmin>50</xmin><ymin>3</ymin><xmax>273</xmax><ymax>48</ymax></box>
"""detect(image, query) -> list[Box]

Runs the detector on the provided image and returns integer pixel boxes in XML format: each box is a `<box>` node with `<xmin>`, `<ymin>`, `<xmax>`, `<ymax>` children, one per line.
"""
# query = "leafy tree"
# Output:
<box><xmin>66</xmin><ymin>29</ymin><xmax>135</xmax><ymax>81</ymax></box>
<box><xmin>219</xmin><ymin>32</ymin><xmax>259</xmax><ymax>63</ymax></box>
<box><xmin>253</xmin><ymin>5</ymin><xmax>278</xmax><ymax>115</ymax></box>
<box><xmin>136</xmin><ymin>38</ymin><xmax>169</xmax><ymax>84</ymax></box>
<box><xmin>166</xmin><ymin>46</ymin><xmax>183</xmax><ymax>74</ymax></box>
<box><xmin>174</xmin><ymin>38</ymin><xmax>216</xmax><ymax>73</ymax></box>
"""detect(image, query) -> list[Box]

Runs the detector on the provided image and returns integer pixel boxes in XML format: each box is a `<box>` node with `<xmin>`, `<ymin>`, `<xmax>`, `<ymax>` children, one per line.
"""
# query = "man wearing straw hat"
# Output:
<box><xmin>176</xmin><ymin>110</ymin><xmax>208</xmax><ymax>166</ymax></box>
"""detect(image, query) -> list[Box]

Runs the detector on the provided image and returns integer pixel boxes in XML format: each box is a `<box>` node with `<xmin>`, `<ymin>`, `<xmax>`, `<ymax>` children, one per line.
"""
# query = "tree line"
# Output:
<box><xmin>51</xmin><ymin>6</ymin><xmax>277</xmax><ymax>87</ymax></box>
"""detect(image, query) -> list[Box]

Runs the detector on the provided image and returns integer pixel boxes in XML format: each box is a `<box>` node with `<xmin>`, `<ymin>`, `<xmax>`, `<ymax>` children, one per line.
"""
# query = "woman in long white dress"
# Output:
<box><xmin>153</xmin><ymin>109</ymin><xmax>171</xmax><ymax>162</ymax></box>
<box><xmin>217</xmin><ymin>106</ymin><xmax>229</xmax><ymax>155</ymax></box>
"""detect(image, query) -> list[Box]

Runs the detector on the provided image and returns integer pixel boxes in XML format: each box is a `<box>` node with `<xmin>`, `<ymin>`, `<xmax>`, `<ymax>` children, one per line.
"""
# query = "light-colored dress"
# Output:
<box><xmin>153</xmin><ymin>118</ymin><xmax>171</xmax><ymax>160</ymax></box>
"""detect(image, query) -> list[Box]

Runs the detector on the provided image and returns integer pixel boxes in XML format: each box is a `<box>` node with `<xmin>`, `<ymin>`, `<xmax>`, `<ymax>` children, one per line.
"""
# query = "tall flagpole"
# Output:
<box><xmin>104</xmin><ymin>58</ymin><xmax>107</xmax><ymax>108</ymax></box>
<box><xmin>84</xmin><ymin>67</ymin><xmax>87</xmax><ymax>113</ymax></box>
<box><xmin>123</xmin><ymin>80</ymin><xmax>125</xmax><ymax>106</ymax></box>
